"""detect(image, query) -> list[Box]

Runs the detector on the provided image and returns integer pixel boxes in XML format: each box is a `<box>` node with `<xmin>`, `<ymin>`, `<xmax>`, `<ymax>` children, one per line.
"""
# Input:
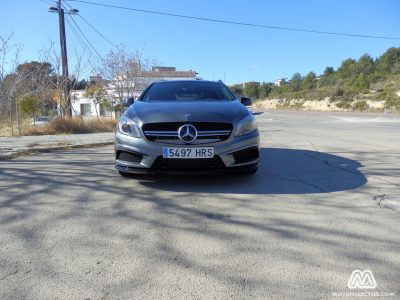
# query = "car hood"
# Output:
<box><xmin>125</xmin><ymin>100</ymin><xmax>250</xmax><ymax>124</ymax></box>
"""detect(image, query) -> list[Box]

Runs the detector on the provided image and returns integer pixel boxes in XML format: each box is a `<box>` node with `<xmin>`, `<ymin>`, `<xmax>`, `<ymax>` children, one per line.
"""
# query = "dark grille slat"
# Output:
<box><xmin>142</xmin><ymin>122</ymin><xmax>232</xmax><ymax>143</ymax></box>
<box><xmin>151</xmin><ymin>156</ymin><xmax>225</xmax><ymax>171</ymax></box>
<box><xmin>142</xmin><ymin>122</ymin><xmax>232</xmax><ymax>131</ymax></box>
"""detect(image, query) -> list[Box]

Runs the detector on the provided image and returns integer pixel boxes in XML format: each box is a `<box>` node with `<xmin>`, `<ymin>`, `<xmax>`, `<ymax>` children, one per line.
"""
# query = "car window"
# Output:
<box><xmin>36</xmin><ymin>117</ymin><xmax>49</xmax><ymax>122</ymax></box>
<box><xmin>140</xmin><ymin>82</ymin><xmax>236</xmax><ymax>101</ymax></box>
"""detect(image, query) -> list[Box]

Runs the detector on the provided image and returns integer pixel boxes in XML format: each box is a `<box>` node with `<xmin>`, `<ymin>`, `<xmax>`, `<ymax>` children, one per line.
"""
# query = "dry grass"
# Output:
<box><xmin>0</xmin><ymin>125</ymin><xmax>11</xmax><ymax>136</ymax></box>
<box><xmin>0</xmin><ymin>119</ymin><xmax>31</xmax><ymax>137</ymax></box>
<box><xmin>22</xmin><ymin>117</ymin><xmax>118</xmax><ymax>135</ymax></box>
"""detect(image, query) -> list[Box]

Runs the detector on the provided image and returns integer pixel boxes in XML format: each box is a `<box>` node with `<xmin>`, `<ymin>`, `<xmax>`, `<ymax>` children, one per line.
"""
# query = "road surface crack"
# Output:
<box><xmin>0</xmin><ymin>269</ymin><xmax>18</xmax><ymax>281</ymax></box>
<box><xmin>373</xmin><ymin>194</ymin><xmax>387</xmax><ymax>206</ymax></box>
<box><xmin>303</xmin><ymin>152</ymin><xmax>362</xmax><ymax>176</ymax></box>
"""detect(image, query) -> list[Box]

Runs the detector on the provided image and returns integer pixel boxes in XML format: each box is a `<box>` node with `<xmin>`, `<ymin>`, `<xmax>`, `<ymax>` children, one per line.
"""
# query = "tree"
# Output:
<box><xmin>301</xmin><ymin>72</ymin><xmax>316</xmax><ymax>90</ymax></box>
<box><xmin>259</xmin><ymin>82</ymin><xmax>272</xmax><ymax>99</ymax></box>
<box><xmin>244</xmin><ymin>82</ymin><xmax>260</xmax><ymax>99</ymax></box>
<box><xmin>230</xmin><ymin>84</ymin><xmax>243</xmax><ymax>96</ymax></box>
<box><xmin>85</xmin><ymin>84</ymin><xmax>110</xmax><ymax>120</ymax></box>
<box><xmin>98</xmin><ymin>47</ymin><xmax>157</xmax><ymax>102</ymax></box>
<box><xmin>18</xmin><ymin>95</ymin><xmax>39</xmax><ymax>123</ymax></box>
<box><xmin>337</xmin><ymin>58</ymin><xmax>357</xmax><ymax>78</ymax></box>
<box><xmin>323</xmin><ymin>66</ymin><xmax>335</xmax><ymax>77</ymax></box>
<box><xmin>356</xmin><ymin>54</ymin><xmax>375</xmax><ymax>75</ymax></box>
<box><xmin>73</xmin><ymin>79</ymin><xmax>88</xmax><ymax>90</ymax></box>
<box><xmin>376</xmin><ymin>47</ymin><xmax>400</xmax><ymax>74</ymax></box>
<box><xmin>0</xmin><ymin>33</ymin><xmax>22</xmax><ymax>135</ymax></box>
<box><xmin>15</xmin><ymin>61</ymin><xmax>55</xmax><ymax>115</ymax></box>
<box><xmin>290</xmin><ymin>73</ymin><xmax>302</xmax><ymax>92</ymax></box>
<box><xmin>318</xmin><ymin>67</ymin><xmax>336</xmax><ymax>88</ymax></box>
<box><xmin>353</xmin><ymin>73</ymin><xmax>370</xmax><ymax>92</ymax></box>
<box><xmin>39</xmin><ymin>41</ymin><xmax>91</xmax><ymax>117</ymax></box>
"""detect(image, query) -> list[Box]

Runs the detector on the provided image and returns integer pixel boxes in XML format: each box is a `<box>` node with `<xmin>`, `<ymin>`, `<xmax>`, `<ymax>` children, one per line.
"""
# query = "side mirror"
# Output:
<box><xmin>121</xmin><ymin>97</ymin><xmax>135</xmax><ymax>106</ymax></box>
<box><xmin>240</xmin><ymin>97</ymin><xmax>252</xmax><ymax>106</ymax></box>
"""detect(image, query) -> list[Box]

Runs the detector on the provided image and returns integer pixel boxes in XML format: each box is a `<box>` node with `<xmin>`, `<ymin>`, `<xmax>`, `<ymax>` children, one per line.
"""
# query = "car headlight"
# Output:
<box><xmin>234</xmin><ymin>114</ymin><xmax>258</xmax><ymax>136</ymax></box>
<box><xmin>118</xmin><ymin>116</ymin><xmax>142</xmax><ymax>138</ymax></box>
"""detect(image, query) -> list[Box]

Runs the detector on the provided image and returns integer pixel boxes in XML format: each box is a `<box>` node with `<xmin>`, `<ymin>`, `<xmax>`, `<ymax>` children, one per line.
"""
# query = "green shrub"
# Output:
<box><xmin>336</xmin><ymin>100</ymin><xmax>351</xmax><ymax>109</ymax></box>
<box><xmin>385</xmin><ymin>97</ymin><xmax>400</xmax><ymax>109</ymax></box>
<box><xmin>332</xmin><ymin>87</ymin><xmax>344</xmax><ymax>97</ymax></box>
<box><xmin>353</xmin><ymin>100</ymin><xmax>369</xmax><ymax>111</ymax></box>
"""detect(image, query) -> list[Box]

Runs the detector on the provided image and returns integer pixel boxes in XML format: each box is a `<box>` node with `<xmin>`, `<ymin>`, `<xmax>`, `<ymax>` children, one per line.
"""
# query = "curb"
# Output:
<box><xmin>0</xmin><ymin>141</ymin><xmax>114</xmax><ymax>161</ymax></box>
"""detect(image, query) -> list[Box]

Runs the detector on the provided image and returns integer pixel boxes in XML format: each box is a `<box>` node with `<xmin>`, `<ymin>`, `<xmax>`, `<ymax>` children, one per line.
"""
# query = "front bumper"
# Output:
<box><xmin>115</xmin><ymin>130</ymin><xmax>260</xmax><ymax>174</ymax></box>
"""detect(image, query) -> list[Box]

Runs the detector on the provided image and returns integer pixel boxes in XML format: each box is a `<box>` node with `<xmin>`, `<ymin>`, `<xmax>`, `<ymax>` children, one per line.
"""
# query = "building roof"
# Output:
<box><xmin>141</xmin><ymin>70</ymin><xmax>197</xmax><ymax>78</ymax></box>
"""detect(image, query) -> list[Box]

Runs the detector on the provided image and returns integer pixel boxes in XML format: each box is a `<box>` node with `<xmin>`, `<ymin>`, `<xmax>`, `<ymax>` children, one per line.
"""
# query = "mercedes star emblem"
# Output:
<box><xmin>178</xmin><ymin>124</ymin><xmax>197</xmax><ymax>143</ymax></box>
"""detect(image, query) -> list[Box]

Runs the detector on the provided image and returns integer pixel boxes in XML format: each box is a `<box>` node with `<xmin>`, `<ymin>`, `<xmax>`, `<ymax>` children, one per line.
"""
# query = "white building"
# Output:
<box><xmin>274</xmin><ymin>78</ymin><xmax>287</xmax><ymax>86</ymax></box>
<box><xmin>71</xmin><ymin>67</ymin><xmax>197</xmax><ymax>118</ymax></box>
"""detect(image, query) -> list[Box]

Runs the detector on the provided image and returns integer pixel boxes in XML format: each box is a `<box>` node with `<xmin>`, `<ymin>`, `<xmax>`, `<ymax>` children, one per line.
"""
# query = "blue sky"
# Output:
<box><xmin>1</xmin><ymin>0</ymin><xmax>399</xmax><ymax>84</ymax></box>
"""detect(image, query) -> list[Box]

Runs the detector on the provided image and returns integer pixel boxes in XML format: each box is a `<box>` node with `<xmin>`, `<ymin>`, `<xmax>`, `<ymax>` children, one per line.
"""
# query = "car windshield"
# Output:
<box><xmin>140</xmin><ymin>81</ymin><xmax>236</xmax><ymax>101</ymax></box>
<box><xmin>36</xmin><ymin>117</ymin><xmax>48</xmax><ymax>122</ymax></box>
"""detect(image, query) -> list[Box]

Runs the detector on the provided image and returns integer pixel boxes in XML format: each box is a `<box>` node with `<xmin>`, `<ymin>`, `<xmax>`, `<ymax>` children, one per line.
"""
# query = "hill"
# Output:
<box><xmin>230</xmin><ymin>47</ymin><xmax>400</xmax><ymax>112</ymax></box>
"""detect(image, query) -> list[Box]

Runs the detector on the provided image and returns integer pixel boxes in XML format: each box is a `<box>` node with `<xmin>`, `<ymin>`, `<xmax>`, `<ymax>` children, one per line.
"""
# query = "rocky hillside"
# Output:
<box><xmin>255</xmin><ymin>90</ymin><xmax>400</xmax><ymax>112</ymax></box>
<box><xmin>232</xmin><ymin>47</ymin><xmax>400</xmax><ymax>112</ymax></box>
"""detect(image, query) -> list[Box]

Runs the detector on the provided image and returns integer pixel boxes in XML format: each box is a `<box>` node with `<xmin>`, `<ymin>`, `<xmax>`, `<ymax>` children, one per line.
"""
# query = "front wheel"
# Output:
<box><xmin>118</xmin><ymin>171</ymin><xmax>130</xmax><ymax>177</ymax></box>
<box><xmin>231</xmin><ymin>165</ymin><xmax>259</xmax><ymax>175</ymax></box>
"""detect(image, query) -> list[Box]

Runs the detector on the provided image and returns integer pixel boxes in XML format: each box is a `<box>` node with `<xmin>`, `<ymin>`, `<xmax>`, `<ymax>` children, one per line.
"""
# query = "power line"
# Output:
<box><xmin>62</xmin><ymin>19</ymin><xmax>94</xmax><ymax>85</ymax></box>
<box><xmin>77</xmin><ymin>14</ymin><xmax>118</xmax><ymax>48</ymax></box>
<box><xmin>65</xmin><ymin>15</ymin><xmax>104</xmax><ymax>68</ymax></box>
<box><xmin>39</xmin><ymin>0</ymin><xmax>102</xmax><ymax>67</ymax></box>
<box><xmin>38</xmin><ymin>0</ymin><xmax>56</xmax><ymax>5</ymax></box>
<box><xmin>66</xmin><ymin>0</ymin><xmax>400</xmax><ymax>41</ymax></box>
<box><xmin>63</xmin><ymin>0</ymin><xmax>118</xmax><ymax>48</ymax></box>
<box><xmin>65</xmin><ymin>17</ymin><xmax>104</xmax><ymax>72</ymax></box>
<box><xmin>65</xmin><ymin>16</ymin><xmax>91</xmax><ymax>54</ymax></box>
<box><xmin>64</xmin><ymin>11</ymin><xmax>103</xmax><ymax>60</ymax></box>
<box><xmin>64</xmin><ymin>16</ymin><xmax>92</xmax><ymax>54</ymax></box>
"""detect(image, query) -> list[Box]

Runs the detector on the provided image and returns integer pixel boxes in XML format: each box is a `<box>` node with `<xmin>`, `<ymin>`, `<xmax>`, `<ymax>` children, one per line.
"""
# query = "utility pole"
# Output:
<box><xmin>58</xmin><ymin>0</ymin><xmax>72</xmax><ymax>117</ymax></box>
<box><xmin>49</xmin><ymin>2</ymin><xmax>78</xmax><ymax>117</ymax></box>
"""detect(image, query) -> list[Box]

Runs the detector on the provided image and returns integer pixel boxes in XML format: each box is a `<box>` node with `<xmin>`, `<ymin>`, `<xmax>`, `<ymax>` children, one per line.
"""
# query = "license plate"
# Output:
<box><xmin>163</xmin><ymin>147</ymin><xmax>214</xmax><ymax>159</ymax></box>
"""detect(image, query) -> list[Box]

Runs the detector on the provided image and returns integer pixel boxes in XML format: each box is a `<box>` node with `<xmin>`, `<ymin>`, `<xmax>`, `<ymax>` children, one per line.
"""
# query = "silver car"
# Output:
<box><xmin>115</xmin><ymin>80</ymin><xmax>260</xmax><ymax>176</ymax></box>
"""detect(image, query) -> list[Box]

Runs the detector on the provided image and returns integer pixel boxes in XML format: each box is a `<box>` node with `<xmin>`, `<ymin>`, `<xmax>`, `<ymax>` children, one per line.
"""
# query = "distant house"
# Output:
<box><xmin>274</xmin><ymin>78</ymin><xmax>287</xmax><ymax>86</ymax></box>
<box><xmin>71</xmin><ymin>66</ymin><xmax>197</xmax><ymax>118</ymax></box>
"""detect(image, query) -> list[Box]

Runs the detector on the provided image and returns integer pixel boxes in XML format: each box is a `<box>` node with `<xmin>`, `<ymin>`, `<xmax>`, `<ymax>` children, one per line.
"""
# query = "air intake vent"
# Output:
<box><xmin>117</xmin><ymin>150</ymin><xmax>143</xmax><ymax>163</ymax></box>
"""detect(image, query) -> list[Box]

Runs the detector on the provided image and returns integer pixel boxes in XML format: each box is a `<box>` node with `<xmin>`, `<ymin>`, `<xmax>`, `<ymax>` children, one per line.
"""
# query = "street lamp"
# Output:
<box><xmin>48</xmin><ymin>6</ymin><xmax>79</xmax><ymax>15</ymax></box>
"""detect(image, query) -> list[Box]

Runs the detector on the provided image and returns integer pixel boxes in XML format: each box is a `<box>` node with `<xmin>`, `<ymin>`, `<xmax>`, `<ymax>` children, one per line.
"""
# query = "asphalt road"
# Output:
<box><xmin>1</xmin><ymin>111</ymin><xmax>399</xmax><ymax>299</ymax></box>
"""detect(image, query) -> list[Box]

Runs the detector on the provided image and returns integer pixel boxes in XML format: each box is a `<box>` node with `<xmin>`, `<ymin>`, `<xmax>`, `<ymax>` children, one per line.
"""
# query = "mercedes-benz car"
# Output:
<box><xmin>114</xmin><ymin>80</ymin><xmax>260</xmax><ymax>176</ymax></box>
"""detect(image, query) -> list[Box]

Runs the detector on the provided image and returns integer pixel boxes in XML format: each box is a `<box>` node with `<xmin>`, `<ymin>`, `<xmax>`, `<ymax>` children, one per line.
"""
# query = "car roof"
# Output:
<box><xmin>151</xmin><ymin>80</ymin><xmax>222</xmax><ymax>85</ymax></box>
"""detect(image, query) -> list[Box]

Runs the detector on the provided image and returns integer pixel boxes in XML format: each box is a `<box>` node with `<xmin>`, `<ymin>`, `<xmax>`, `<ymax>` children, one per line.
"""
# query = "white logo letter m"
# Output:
<box><xmin>347</xmin><ymin>269</ymin><xmax>377</xmax><ymax>289</ymax></box>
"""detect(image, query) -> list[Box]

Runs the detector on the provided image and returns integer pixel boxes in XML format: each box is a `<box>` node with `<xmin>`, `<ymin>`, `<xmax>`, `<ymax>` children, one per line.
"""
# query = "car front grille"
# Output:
<box><xmin>142</xmin><ymin>122</ymin><xmax>233</xmax><ymax>144</ymax></box>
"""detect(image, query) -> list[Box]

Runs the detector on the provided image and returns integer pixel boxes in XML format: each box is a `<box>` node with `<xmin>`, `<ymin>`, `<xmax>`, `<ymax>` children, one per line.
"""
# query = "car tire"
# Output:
<box><xmin>240</xmin><ymin>167</ymin><xmax>258</xmax><ymax>175</ymax></box>
<box><xmin>118</xmin><ymin>171</ymin><xmax>130</xmax><ymax>177</ymax></box>
<box><xmin>231</xmin><ymin>165</ymin><xmax>259</xmax><ymax>175</ymax></box>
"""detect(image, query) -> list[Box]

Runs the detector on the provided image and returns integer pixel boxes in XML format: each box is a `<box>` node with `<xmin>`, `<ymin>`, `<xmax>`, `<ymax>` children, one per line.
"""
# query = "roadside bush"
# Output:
<box><xmin>352</xmin><ymin>74</ymin><xmax>371</xmax><ymax>92</ymax></box>
<box><xmin>352</xmin><ymin>100</ymin><xmax>369</xmax><ymax>112</ymax></box>
<box><xmin>385</xmin><ymin>97</ymin><xmax>400</xmax><ymax>109</ymax></box>
<box><xmin>331</xmin><ymin>87</ymin><xmax>344</xmax><ymax>97</ymax></box>
<box><xmin>335</xmin><ymin>99</ymin><xmax>352</xmax><ymax>109</ymax></box>
<box><xmin>290</xmin><ymin>101</ymin><xmax>304</xmax><ymax>110</ymax></box>
<box><xmin>23</xmin><ymin>117</ymin><xmax>118</xmax><ymax>135</ymax></box>
<box><xmin>343</xmin><ymin>88</ymin><xmax>358</xmax><ymax>98</ymax></box>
